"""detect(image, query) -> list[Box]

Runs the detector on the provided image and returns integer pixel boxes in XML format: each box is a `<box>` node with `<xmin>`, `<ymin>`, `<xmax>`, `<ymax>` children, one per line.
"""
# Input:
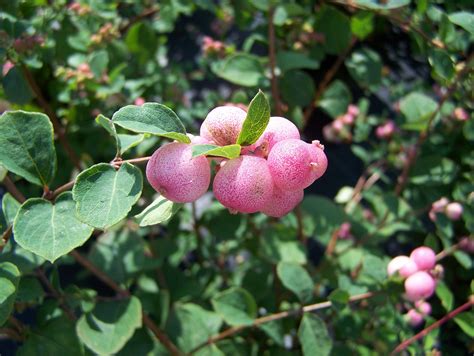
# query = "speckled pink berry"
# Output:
<box><xmin>187</xmin><ymin>133</ymin><xmax>211</xmax><ymax>145</ymax></box>
<box><xmin>213</xmin><ymin>156</ymin><xmax>273</xmax><ymax>213</ymax></box>
<box><xmin>146</xmin><ymin>142</ymin><xmax>211</xmax><ymax>203</ymax></box>
<box><xmin>410</xmin><ymin>247</ymin><xmax>436</xmax><ymax>271</ymax></box>
<box><xmin>261</xmin><ymin>187</ymin><xmax>303</xmax><ymax>218</ymax></box>
<box><xmin>267</xmin><ymin>139</ymin><xmax>327</xmax><ymax>191</ymax></box>
<box><xmin>406</xmin><ymin>309</ymin><xmax>424</xmax><ymax>327</ymax></box>
<box><xmin>404</xmin><ymin>271</ymin><xmax>436</xmax><ymax>302</ymax></box>
<box><xmin>246</xmin><ymin>116</ymin><xmax>300</xmax><ymax>156</ymax></box>
<box><xmin>200</xmin><ymin>106</ymin><xmax>246</xmax><ymax>146</ymax></box>
<box><xmin>445</xmin><ymin>202</ymin><xmax>463</xmax><ymax>220</ymax></box>
<box><xmin>387</xmin><ymin>256</ymin><xmax>418</xmax><ymax>278</ymax></box>
<box><xmin>415</xmin><ymin>301</ymin><xmax>432</xmax><ymax>316</ymax></box>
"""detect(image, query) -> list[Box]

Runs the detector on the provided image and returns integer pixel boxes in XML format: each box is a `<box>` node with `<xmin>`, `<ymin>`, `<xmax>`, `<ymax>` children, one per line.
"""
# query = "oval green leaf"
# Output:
<box><xmin>191</xmin><ymin>144</ymin><xmax>241</xmax><ymax>159</ymax></box>
<box><xmin>112</xmin><ymin>103</ymin><xmax>189</xmax><ymax>143</ymax></box>
<box><xmin>0</xmin><ymin>111</ymin><xmax>57</xmax><ymax>187</ymax></box>
<box><xmin>76</xmin><ymin>296</ymin><xmax>142</xmax><ymax>355</ymax></box>
<box><xmin>211</xmin><ymin>287</ymin><xmax>257</xmax><ymax>326</ymax></box>
<box><xmin>0</xmin><ymin>262</ymin><xmax>20</xmax><ymax>326</ymax></box>
<box><xmin>13</xmin><ymin>192</ymin><xmax>94</xmax><ymax>263</ymax></box>
<box><xmin>298</xmin><ymin>314</ymin><xmax>332</xmax><ymax>356</ymax></box>
<box><xmin>134</xmin><ymin>195</ymin><xmax>183</xmax><ymax>227</ymax></box>
<box><xmin>72</xmin><ymin>163</ymin><xmax>143</xmax><ymax>229</ymax></box>
<box><xmin>277</xmin><ymin>262</ymin><xmax>314</xmax><ymax>303</ymax></box>
<box><xmin>237</xmin><ymin>90</ymin><xmax>270</xmax><ymax>146</ymax></box>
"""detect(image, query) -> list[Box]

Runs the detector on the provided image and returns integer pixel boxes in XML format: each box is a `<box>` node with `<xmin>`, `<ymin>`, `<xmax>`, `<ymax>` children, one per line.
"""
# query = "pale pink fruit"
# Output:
<box><xmin>415</xmin><ymin>301</ymin><xmax>432</xmax><ymax>316</ymax></box>
<box><xmin>134</xmin><ymin>97</ymin><xmax>145</xmax><ymax>106</ymax></box>
<box><xmin>246</xmin><ymin>116</ymin><xmax>300</xmax><ymax>156</ymax></box>
<box><xmin>459</xmin><ymin>236</ymin><xmax>474</xmax><ymax>254</ymax></box>
<box><xmin>375</xmin><ymin>120</ymin><xmax>396</xmax><ymax>139</ymax></box>
<box><xmin>404</xmin><ymin>271</ymin><xmax>436</xmax><ymax>301</ymax></box>
<box><xmin>445</xmin><ymin>202</ymin><xmax>463</xmax><ymax>220</ymax></box>
<box><xmin>261</xmin><ymin>187</ymin><xmax>303</xmax><ymax>218</ymax></box>
<box><xmin>213</xmin><ymin>156</ymin><xmax>273</xmax><ymax>213</ymax></box>
<box><xmin>387</xmin><ymin>256</ymin><xmax>418</xmax><ymax>278</ymax></box>
<box><xmin>332</xmin><ymin>119</ymin><xmax>344</xmax><ymax>132</ymax></box>
<box><xmin>429</xmin><ymin>197</ymin><xmax>449</xmax><ymax>221</ymax></box>
<box><xmin>200</xmin><ymin>106</ymin><xmax>246</xmax><ymax>146</ymax></box>
<box><xmin>410</xmin><ymin>247</ymin><xmax>436</xmax><ymax>271</ymax></box>
<box><xmin>267</xmin><ymin>139</ymin><xmax>327</xmax><ymax>191</ymax></box>
<box><xmin>337</xmin><ymin>222</ymin><xmax>352</xmax><ymax>239</ymax></box>
<box><xmin>341</xmin><ymin>114</ymin><xmax>355</xmax><ymax>125</ymax></box>
<box><xmin>146</xmin><ymin>142</ymin><xmax>210</xmax><ymax>203</ymax></box>
<box><xmin>187</xmin><ymin>133</ymin><xmax>211</xmax><ymax>145</ymax></box>
<box><xmin>406</xmin><ymin>309</ymin><xmax>424</xmax><ymax>327</ymax></box>
<box><xmin>453</xmin><ymin>107</ymin><xmax>469</xmax><ymax>121</ymax></box>
<box><xmin>347</xmin><ymin>104</ymin><xmax>359</xmax><ymax>117</ymax></box>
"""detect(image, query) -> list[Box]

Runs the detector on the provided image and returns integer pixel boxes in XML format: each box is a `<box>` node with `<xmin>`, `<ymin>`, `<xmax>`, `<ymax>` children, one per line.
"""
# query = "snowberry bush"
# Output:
<box><xmin>0</xmin><ymin>1</ymin><xmax>473</xmax><ymax>355</ymax></box>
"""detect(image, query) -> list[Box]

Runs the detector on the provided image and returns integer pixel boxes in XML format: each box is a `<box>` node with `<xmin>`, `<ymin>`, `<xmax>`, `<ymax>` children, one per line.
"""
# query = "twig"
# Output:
<box><xmin>119</xmin><ymin>7</ymin><xmax>160</xmax><ymax>35</ymax></box>
<box><xmin>394</xmin><ymin>57</ymin><xmax>473</xmax><ymax>195</ymax></box>
<box><xmin>303</xmin><ymin>37</ymin><xmax>357</xmax><ymax>128</ymax></box>
<box><xmin>190</xmin><ymin>292</ymin><xmax>374</xmax><ymax>354</ymax></box>
<box><xmin>36</xmin><ymin>269</ymin><xmax>76</xmax><ymax>321</ymax></box>
<box><xmin>111</xmin><ymin>156</ymin><xmax>151</xmax><ymax>167</ymax></box>
<box><xmin>2</xmin><ymin>175</ymin><xmax>26</xmax><ymax>203</ymax></box>
<box><xmin>69</xmin><ymin>250</ymin><xmax>182</xmax><ymax>355</ymax></box>
<box><xmin>435</xmin><ymin>242</ymin><xmax>461</xmax><ymax>262</ymax></box>
<box><xmin>0</xmin><ymin>327</ymin><xmax>23</xmax><ymax>342</ymax></box>
<box><xmin>268</xmin><ymin>6</ymin><xmax>282</xmax><ymax>116</ymax></box>
<box><xmin>295</xmin><ymin>205</ymin><xmax>305</xmax><ymax>242</ymax></box>
<box><xmin>0</xmin><ymin>226</ymin><xmax>13</xmax><ymax>252</ymax></box>
<box><xmin>20</xmin><ymin>64</ymin><xmax>82</xmax><ymax>170</ymax></box>
<box><xmin>391</xmin><ymin>298</ymin><xmax>474</xmax><ymax>354</ymax></box>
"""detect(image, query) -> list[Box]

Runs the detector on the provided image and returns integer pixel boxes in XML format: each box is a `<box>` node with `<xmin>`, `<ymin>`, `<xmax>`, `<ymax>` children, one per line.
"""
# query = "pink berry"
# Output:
<box><xmin>247</xmin><ymin>116</ymin><xmax>300</xmax><ymax>156</ymax></box>
<box><xmin>429</xmin><ymin>197</ymin><xmax>449</xmax><ymax>221</ymax></box>
<box><xmin>404</xmin><ymin>271</ymin><xmax>436</xmax><ymax>302</ymax></box>
<box><xmin>406</xmin><ymin>309</ymin><xmax>424</xmax><ymax>327</ymax></box>
<box><xmin>459</xmin><ymin>237</ymin><xmax>474</xmax><ymax>254</ymax></box>
<box><xmin>337</xmin><ymin>222</ymin><xmax>352</xmax><ymax>239</ymax></box>
<box><xmin>200</xmin><ymin>106</ymin><xmax>246</xmax><ymax>146</ymax></box>
<box><xmin>261</xmin><ymin>187</ymin><xmax>303</xmax><ymax>218</ymax></box>
<box><xmin>347</xmin><ymin>104</ymin><xmax>360</xmax><ymax>117</ymax></box>
<box><xmin>213</xmin><ymin>156</ymin><xmax>273</xmax><ymax>213</ymax></box>
<box><xmin>187</xmin><ymin>133</ymin><xmax>211</xmax><ymax>145</ymax></box>
<box><xmin>453</xmin><ymin>107</ymin><xmax>469</xmax><ymax>121</ymax></box>
<box><xmin>332</xmin><ymin>119</ymin><xmax>344</xmax><ymax>132</ymax></box>
<box><xmin>134</xmin><ymin>97</ymin><xmax>145</xmax><ymax>106</ymax></box>
<box><xmin>387</xmin><ymin>256</ymin><xmax>418</xmax><ymax>278</ymax></box>
<box><xmin>410</xmin><ymin>247</ymin><xmax>436</xmax><ymax>271</ymax></box>
<box><xmin>341</xmin><ymin>114</ymin><xmax>354</xmax><ymax>125</ymax></box>
<box><xmin>267</xmin><ymin>139</ymin><xmax>327</xmax><ymax>191</ymax></box>
<box><xmin>375</xmin><ymin>120</ymin><xmax>396</xmax><ymax>139</ymax></box>
<box><xmin>415</xmin><ymin>301</ymin><xmax>432</xmax><ymax>316</ymax></box>
<box><xmin>146</xmin><ymin>142</ymin><xmax>210</xmax><ymax>203</ymax></box>
<box><xmin>445</xmin><ymin>202</ymin><xmax>463</xmax><ymax>220</ymax></box>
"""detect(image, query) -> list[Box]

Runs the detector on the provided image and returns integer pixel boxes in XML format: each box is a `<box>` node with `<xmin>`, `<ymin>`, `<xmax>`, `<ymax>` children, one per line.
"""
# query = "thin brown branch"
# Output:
<box><xmin>435</xmin><ymin>242</ymin><xmax>461</xmax><ymax>262</ymax></box>
<box><xmin>391</xmin><ymin>298</ymin><xmax>474</xmax><ymax>354</ymax></box>
<box><xmin>2</xmin><ymin>175</ymin><xmax>26</xmax><ymax>203</ymax></box>
<box><xmin>295</xmin><ymin>205</ymin><xmax>305</xmax><ymax>242</ymax></box>
<box><xmin>0</xmin><ymin>226</ymin><xmax>13</xmax><ymax>252</ymax></box>
<box><xmin>112</xmin><ymin>156</ymin><xmax>152</xmax><ymax>167</ymax></box>
<box><xmin>303</xmin><ymin>37</ymin><xmax>357</xmax><ymax>128</ymax></box>
<box><xmin>119</xmin><ymin>7</ymin><xmax>160</xmax><ymax>35</ymax></box>
<box><xmin>69</xmin><ymin>250</ymin><xmax>182</xmax><ymax>355</ymax></box>
<box><xmin>395</xmin><ymin>57</ymin><xmax>473</xmax><ymax>196</ymax></box>
<box><xmin>20</xmin><ymin>64</ymin><xmax>82</xmax><ymax>171</ymax></box>
<box><xmin>0</xmin><ymin>327</ymin><xmax>23</xmax><ymax>342</ymax></box>
<box><xmin>51</xmin><ymin>180</ymin><xmax>75</xmax><ymax>200</ymax></box>
<box><xmin>268</xmin><ymin>6</ymin><xmax>282</xmax><ymax>116</ymax></box>
<box><xmin>36</xmin><ymin>269</ymin><xmax>76</xmax><ymax>321</ymax></box>
<box><xmin>190</xmin><ymin>292</ymin><xmax>374</xmax><ymax>354</ymax></box>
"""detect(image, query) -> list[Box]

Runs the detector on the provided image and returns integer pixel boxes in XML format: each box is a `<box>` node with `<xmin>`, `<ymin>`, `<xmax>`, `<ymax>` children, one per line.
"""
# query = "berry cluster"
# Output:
<box><xmin>323</xmin><ymin>104</ymin><xmax>359</xmax><ymax>143</ymax></box>
<box><xmin>429</xmin><ymin>197</ymin><xmax>463</xmax><ymax>222</ymax></box>
<box><xmin>387</xmin><ymin>246</ymin><xmax>440</xmax><ymax>327</ymax></box>
<box><xmin>146</xmin><ymin>106</ymin><xmax>328</xmax><ymax>217</ymax></box>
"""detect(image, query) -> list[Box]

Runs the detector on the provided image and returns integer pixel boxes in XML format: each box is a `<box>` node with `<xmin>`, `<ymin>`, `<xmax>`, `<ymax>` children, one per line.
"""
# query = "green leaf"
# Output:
<box><xmin>448</xmin><ymin>11</ymin><xmax>474</xmax><ymax>35</ymax></box>
<box><xmin>346</xmin><ymin>48</ymin><xmax>382</xmax><ymax>88</ymax></box>
<box><xmin>410</xmin><ymin>155</ymin><xmax>457</xmax><ymax>186</ymax></box>
<box><xmin>277</xmin><ymin>262</ymin><xmax>314</xmax><ymax>303</ymax></box>
<box><xmin>89</xmin><ymin>50</ymin><xmax>109</xmax><ymax>77</ymax></box>
<box><xmin>76</xmin><ymin>297</ymin><xmax>142</xmax><ymax>355</ymax></box>
<box><xmin>17</xmin><ymin>317</ymin><xmax>85</xmax><ymax>356</ymax></box>
<box><xmin>112</xmin><ymin>103</ymin><xmax>189</xmax><ymax>143</ymax></box>
<box><xmin>191</xmin><ymin>144</ymin><xmax>241</xmax><ymax>159</ymax></box>
<box><xmin>0</xmin><ymin>111</ymin><xmax>57</xmax><ymax>187</ymax></box>
<box><xmin>360</xmin><ymin>254</ymin><xmax>386</xmax><ymax>283</ymax></box>
<box><xmin>0</xmin><ymin>262</ymin><xmax>20</xmax><ymax>326</ymax></box>
<box><xmin>318</xmin><ymin>80</ymin><xmax>352</xmax><ymax>118</ymax></box>
<box><xmin>211</xmin><ymin>287</ymin><xmax>257</xmax><ymax>326</ymax></box>
<box><xmin>276</xmin><ymin>51</ymin><xmax>320</xmax><ymax>72</ymax></box>
<box><xmin>435</xmin><ymin>281</ymin><xmax>453</xmax><ymax>311</ymax></box>
<box><xmin>117</xmin><ymin>134</ymin><xmax>145</xmax><ymax>155</ymax></box>
<box><xmin>273</xmin><ymin>4</ymin><xmax>306</xmax><ymax>26</ymax></box>
<box><xmin>280</xmin><ymin>70</ymin><xmax>315</xmax><ymax>107</ymax></box>
<box><xmin>429</xmin><ymin>49</ymin><xmax>454</xmax><ymax>80</ymax></box>
<box><xmin>72</xmin><ymin>163</ymin><xmax>143</xmax><ymax>229</ymax></box>
<box><xmin>1</xmin><ymin>66</ymin><xmax>33</xmax><ymax>104</ymax></box>
<box><xmin>261</xmin><ymin>229</ymin><xmax>307</xmax><ymax>264</ymax></box>
<box><xmin>167</xmin><ymin>303</ymin><xmax>223</xmax><ymax>352</ymax></box>
<box><xmin>237</xmin><ymin>90</ymin><xmax>270</xmax><ymax>146</ymax></box>
<box><xmin>315</xmin><ymin>5</ymin><xmax>351</xmax><ymax>55</ymax></box>
<box><xmin>0</xmin><ymin>164</ymin><xmax>7</xmax><ymax>182</ymax></box>
<box><xmin>212</xmin><ymin>54</ymin><xmax>264</xmax><ymax>87</ymax></box>
<box><xmin>125</xmin><ymin>22</ymin><xmax>158</xmax><ymax>62</ymax></box>
<box><xmin>399</xmin><ymin>92</ymin><xmax>437</xmax><ymax>131</ymax></box>
<box><xmin>454</xmin><ymin>312</ymin><xmax>474</xmax><ymax>337</ymax></box>
<box><xmin>351</xmin><ymin>11</ymin><xmax>374</xmax><ymax>40</ymax></box>
<box><xmin>2</xmin><ymin>193</ymin><xmax>20</xmax><ymax>225</ymax></box>
<box><xmin>354</xmin><ymin>0</ymin><xmax>410</xmax><ymax>9</ymax></box>
<box><xmin>13</xmin><ymin>192</ymin><xmax>94</xmax><ymax>263</ymax></box>
<box><xmin>134</xmin><ymin>195</ymin><xmax>183</xmax><ymax>227</ymax></box>
<box><xmin>96</xmin><ymin>114</ymin><xmax>120</xmax><ymax>157</ymax></box>
<box><xmin>298</xmin><ymin>314</ymin><xmax>332</xmax><ymax>356</ymax></box>
<box><xmin>328</xmin><ymin>289</ymin><xmax>350</xmax><ymax>309</ymax></box>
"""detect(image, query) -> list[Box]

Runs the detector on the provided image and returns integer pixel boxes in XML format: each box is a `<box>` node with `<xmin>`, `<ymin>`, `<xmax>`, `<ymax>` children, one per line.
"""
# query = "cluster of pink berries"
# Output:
<box><xmin>375</xmin><ymin>120</ymin><xmax>397</xmax><ymax>140</ymax></box>
<box><xmin>201</xmin><ymin>36</ymin><xmax>227</xmax><ymax>57</ymax></box>
<box><xmin>387</xmin><ymin>246</ymin><xmax>439</xmax><ymax>327</ymax></box>
<box><xmin>146</xmin><ymin>106</ymin><xmax>328</xmax><ymax>217</ymax></box>
<box><xmin>323</xmin><ymin>104</ymin><xmax>359</xmax><ymax>143</ymax></box>
<box><xmin>429</xmin><ymin>197</ymin><xmax>463</xmax><ymax>222</ymax></box>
